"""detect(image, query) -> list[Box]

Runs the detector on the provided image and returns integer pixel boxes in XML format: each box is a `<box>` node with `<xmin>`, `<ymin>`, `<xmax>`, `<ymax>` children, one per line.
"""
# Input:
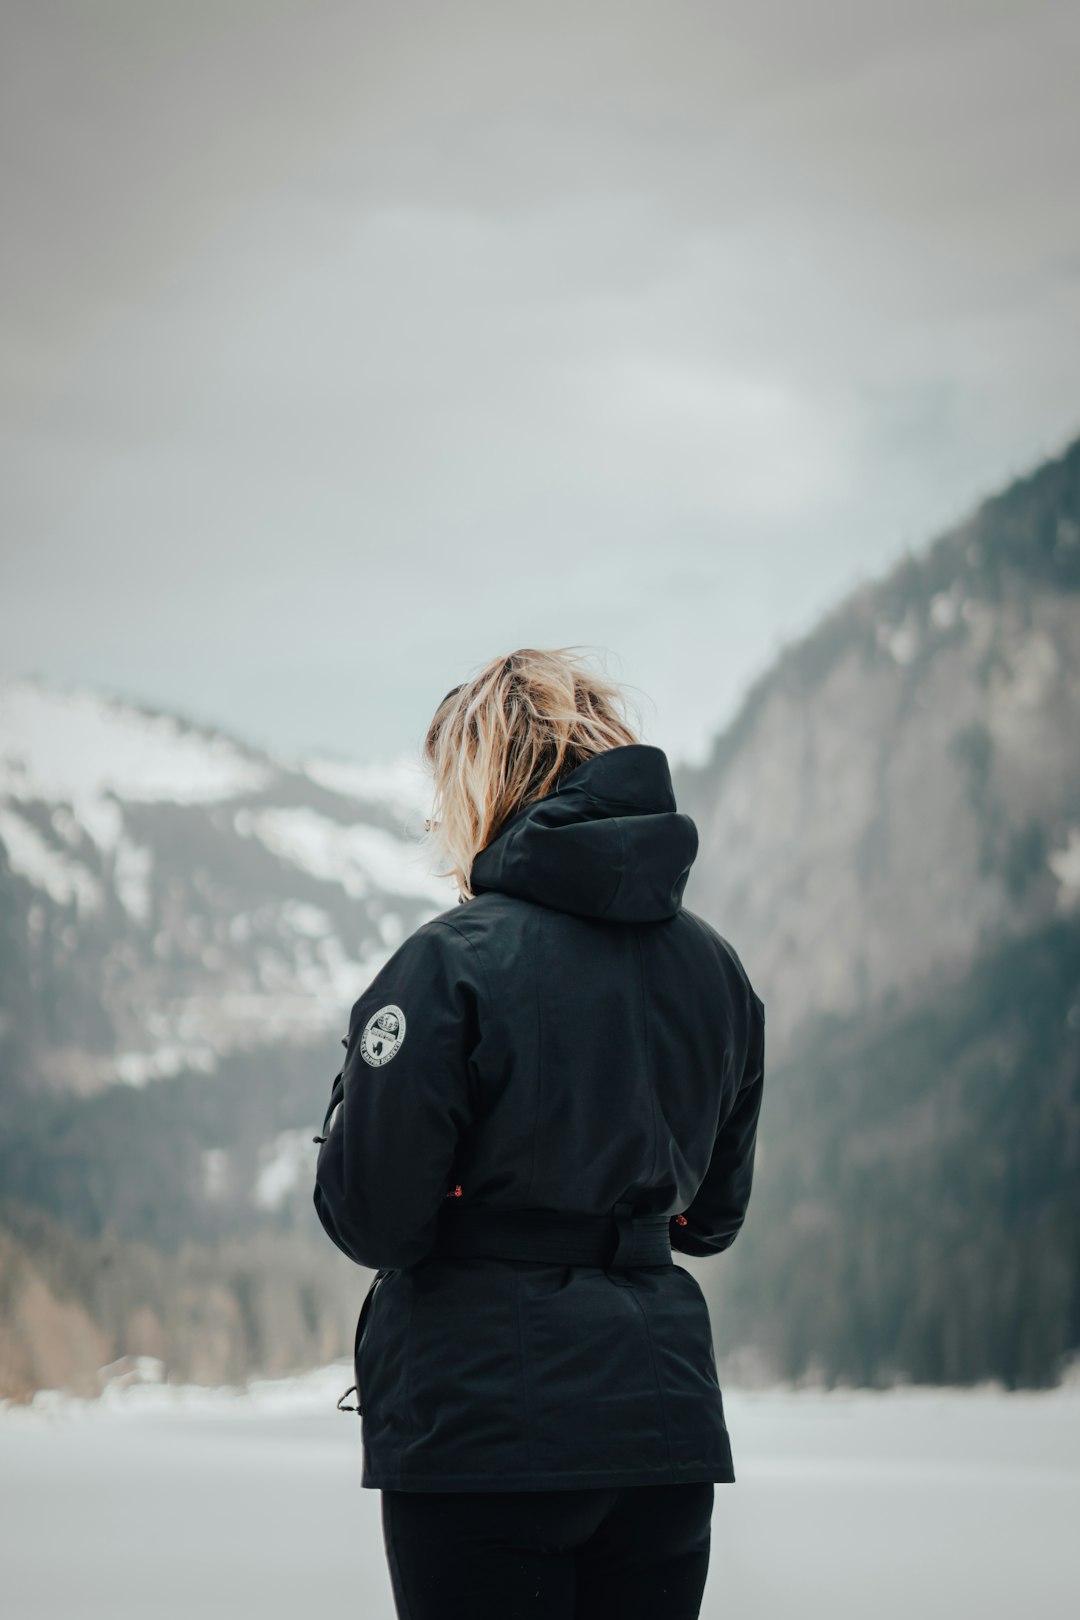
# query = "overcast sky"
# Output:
<box><xmin>2</xmin><ymin>1</ymin><xmax>1078</xmax><ymax>770</ymax></box>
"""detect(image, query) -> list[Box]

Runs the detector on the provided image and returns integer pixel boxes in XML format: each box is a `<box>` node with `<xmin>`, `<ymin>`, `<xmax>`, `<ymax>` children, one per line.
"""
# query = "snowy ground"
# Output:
<box><xmin>2</xmin><ymin>1368</ymin><xmax>1077</xmax><ymax>1620</ymax></box>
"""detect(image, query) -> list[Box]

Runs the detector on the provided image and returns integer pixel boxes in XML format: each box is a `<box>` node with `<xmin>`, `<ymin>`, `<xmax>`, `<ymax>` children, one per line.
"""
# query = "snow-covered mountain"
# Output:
<box><xmin>0</xmin><ymin>678</ymin><xmax>454</xmax><ymax>1096</ymax></box>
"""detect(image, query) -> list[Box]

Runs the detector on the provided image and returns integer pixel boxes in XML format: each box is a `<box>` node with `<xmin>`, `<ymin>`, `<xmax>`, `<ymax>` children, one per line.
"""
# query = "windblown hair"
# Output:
<box><xmin>423</xmin><ymin>647</ymin><xmax>641</xmax><ymax>897</ymax></box>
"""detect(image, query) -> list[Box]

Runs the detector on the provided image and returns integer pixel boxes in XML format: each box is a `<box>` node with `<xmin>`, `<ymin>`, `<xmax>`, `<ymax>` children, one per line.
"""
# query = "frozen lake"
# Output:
<box><xmin>3</xmin><ymin>1368</ymin><xmax>1077</xmax><ymax>1619</ymax></box>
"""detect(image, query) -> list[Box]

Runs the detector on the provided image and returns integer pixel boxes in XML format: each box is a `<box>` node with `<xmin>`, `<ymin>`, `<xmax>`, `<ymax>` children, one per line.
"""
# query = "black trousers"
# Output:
<box><xmin>380</xmin><ymin>1481</ymin><xmax>714</xmax><ymax>1620</ymax></box>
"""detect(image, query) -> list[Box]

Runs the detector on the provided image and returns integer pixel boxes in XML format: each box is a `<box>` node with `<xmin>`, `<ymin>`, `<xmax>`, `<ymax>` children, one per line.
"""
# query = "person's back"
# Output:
<box><xmin>313</xmin><ymin>647</ymin><xmax>766</xmax><ymax>1620</ymax></box>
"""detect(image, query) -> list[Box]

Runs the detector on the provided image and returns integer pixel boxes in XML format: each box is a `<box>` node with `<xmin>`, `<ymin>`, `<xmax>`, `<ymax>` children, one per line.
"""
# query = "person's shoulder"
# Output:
<box><xmin>384</xmin><ymin>890</ymin><xmax>525</xmax><ymax>967</ymax></box>
<box><xmin>343</xmin><ymin>903</ymin><xmax>487</xmax><ymax>1029</ymax></box>
<box><xmin>346</xmin><ymin>902</ymin><xmax>469</xmax><ymax>989</ymax></box>
<box><xmin>678</xmin><ymin>906</ymin><xmax>765</xmax><ymax>1016</ymax></box>
<box><xmin>676</xmin><ymin>904</ymin><xmax>745</xmax><ymax>970</ymax></box>
<box><xmin>428</xmin><ymin>889</ymin><xmax>526</xmax><ymax>935</ymax></box>
<box><xmin>389</xmin><ymin>901</ymin><xmax>484</xmax><ymax>960</ymax></box>
<box><xmin>417</xmin><ymin>892</ymin><xmax>530</xmax><ymax>1001</ymax></box>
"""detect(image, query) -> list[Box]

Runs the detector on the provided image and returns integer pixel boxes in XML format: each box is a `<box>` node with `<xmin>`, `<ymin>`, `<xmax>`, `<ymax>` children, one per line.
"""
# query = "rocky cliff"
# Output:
<box><xmin>677</xmin><ymin>436</ymin><xmax>1080</xmax><ymax>1062</ymax></box>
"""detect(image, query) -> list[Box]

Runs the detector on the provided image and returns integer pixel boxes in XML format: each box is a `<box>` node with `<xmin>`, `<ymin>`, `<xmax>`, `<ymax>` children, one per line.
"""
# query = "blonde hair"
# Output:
<box><xmin>423</xmin><ymin>647</ymin><xmax>641</xmax><ymax>897</ymax></box>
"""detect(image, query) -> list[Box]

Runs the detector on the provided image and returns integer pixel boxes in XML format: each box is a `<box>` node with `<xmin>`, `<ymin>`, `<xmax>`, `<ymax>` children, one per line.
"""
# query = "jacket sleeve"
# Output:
<box><xmin>312</xmin><ymin>918</ymin><xmax>481</xmax><ymax>1270</ymax></box>
<box><xmin>671</xmin><ymin>990</ymin><xmax>765</xmax><ymax>1258</ymax></box>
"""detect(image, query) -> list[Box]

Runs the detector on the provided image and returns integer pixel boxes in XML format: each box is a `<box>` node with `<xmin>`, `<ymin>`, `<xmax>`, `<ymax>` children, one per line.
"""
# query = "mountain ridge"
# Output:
<box><xmin>0</xmin><ymin>674</ymin><xmax>453</xmax><ymax>1099</ymax></box>
<box><xmin>676</xmin><ymin>433</ymin><xmax>1080</xmax><ymax>1061</ymax></box>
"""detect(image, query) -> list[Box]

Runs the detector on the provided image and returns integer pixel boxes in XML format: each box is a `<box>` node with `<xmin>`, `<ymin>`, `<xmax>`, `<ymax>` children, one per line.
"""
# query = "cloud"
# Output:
<box><xmin>1</xmin><ymin>1</ymin><xmax>1078</xmax><ymax>766</ymax></box>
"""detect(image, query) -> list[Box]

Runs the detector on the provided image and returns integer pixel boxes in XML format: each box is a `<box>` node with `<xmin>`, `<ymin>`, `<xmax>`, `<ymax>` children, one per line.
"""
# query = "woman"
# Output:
<box><xmin>313</xmin><ymin>646</ymin><xmax>766</xmax><ymax>1620</ymax></box>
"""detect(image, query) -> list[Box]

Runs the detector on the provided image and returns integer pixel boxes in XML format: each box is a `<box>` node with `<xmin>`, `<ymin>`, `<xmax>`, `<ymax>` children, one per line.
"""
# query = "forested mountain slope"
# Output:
<box><xmin>679</xmin><ymin>436</ymin><xmax>1080</xmax><ymax>1387</ymax></box>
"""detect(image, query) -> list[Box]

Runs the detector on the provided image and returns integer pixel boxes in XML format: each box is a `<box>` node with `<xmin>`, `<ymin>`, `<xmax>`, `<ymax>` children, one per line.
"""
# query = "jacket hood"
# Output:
<box><xmin>469</xmin><ymin>744</ymin><xmax>698</xmax><ymax>922</ymax></box>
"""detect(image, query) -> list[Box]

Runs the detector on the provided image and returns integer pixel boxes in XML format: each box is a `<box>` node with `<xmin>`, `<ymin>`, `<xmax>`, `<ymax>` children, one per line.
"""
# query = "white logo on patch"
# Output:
<box><xmin>359</xmin><ymin>1004</ymin><xmax>406</xmax><ymax>1067</ymax></box>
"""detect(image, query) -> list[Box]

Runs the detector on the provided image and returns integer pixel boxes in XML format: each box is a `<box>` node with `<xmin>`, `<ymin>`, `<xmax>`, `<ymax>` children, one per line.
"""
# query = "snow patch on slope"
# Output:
<box><xmin>300</xmin><ymin>752</ymin><xmax>432</xmax><ymax>826</ymax></box>
<box><xmin>0</xmin><ymin>805</ymin><xmax>103</xmax><ymax>911</ymax></box>
<box><xmin>235</xmin><ymin>806</ymin><xmax>451</xmax><ymax>905</ymax></box>
<box><xmin>254</xmin><ymin>1129</ymin><xmax>313</xmax><ymax>1211</ymax></box>
<box><xmin>0</xmin><ymin>677</ymin><xmax>270</xmax><ymax>818</ymax></box>
<box><xmin>113</xmin><ymin>838</ymin><xmax>153</xmax><ymax>923</ymax></box>
<box><xmin>1048</xmin><ymin>827</ymin><xmax>1080</xmax><ymax>909</ymax></box>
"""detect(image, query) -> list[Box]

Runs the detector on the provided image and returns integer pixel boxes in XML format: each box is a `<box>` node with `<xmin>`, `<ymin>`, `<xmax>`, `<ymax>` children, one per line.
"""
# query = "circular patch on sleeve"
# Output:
<box><xmin>359</xmin><ymin>1004</ymin><xmax>406</xmax><ymax>1067</ymax></box>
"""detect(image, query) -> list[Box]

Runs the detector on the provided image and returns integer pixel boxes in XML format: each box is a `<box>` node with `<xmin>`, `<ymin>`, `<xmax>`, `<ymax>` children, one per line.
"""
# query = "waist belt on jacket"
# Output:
<box><xmin>431</xmin><ymin>1202</ymin><xmax>674</xmax><ymax>1269</ymax></box>
<box><xmin>334</xmin><ymin>1201</ymin><xmax>674</xmax><ymax>1415</ymax></box>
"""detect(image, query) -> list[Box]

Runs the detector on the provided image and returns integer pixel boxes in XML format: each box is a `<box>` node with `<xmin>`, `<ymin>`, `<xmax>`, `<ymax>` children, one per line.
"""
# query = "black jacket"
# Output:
<box><xmin>313</xmin><ymin>743</ymin><xmax>765</xmax><ymax>1492</ymax></box>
